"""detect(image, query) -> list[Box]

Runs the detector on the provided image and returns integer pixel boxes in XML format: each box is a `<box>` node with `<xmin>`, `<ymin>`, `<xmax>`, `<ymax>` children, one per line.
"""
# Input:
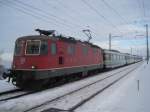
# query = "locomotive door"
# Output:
<box><xmin>58</xmin><ymin>43</ymin><xmax>65</xmax><ymax>66</ymax></box>
<box><xmin>58</xmin><ymin>56</ymin><xmax>64</xmax><ymax>65</ymax></box>
<box><xmin>50</xmin><ymin>42</ymin><xmax>65</xmax><ymax>66</ymax></box>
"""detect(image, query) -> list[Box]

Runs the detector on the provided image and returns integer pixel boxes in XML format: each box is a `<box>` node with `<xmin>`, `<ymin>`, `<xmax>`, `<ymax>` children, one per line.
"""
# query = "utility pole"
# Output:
<box><xmin>109</xmin><ymin>33</ymin><xmax>111</xmax><ymax>50</ymax></box>
<box><xmin>146</xmin><ymin>24</ymin><xmax>149</xmax><ymax>64</ymax></box>
<box><xmin>108</xmin><ymin>34</ymin><xmax>122</xmax><ymax>50</ymax></box>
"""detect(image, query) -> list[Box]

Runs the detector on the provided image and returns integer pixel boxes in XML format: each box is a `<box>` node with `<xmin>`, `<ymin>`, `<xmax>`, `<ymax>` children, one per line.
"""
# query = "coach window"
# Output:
<box><xmin>114</xmin><ymin>54</ymin><xmax>116</xmax><ymax>60</ymax></box>
<box><xmin>116</xmin><ymin>55</ymin><xmax>118</xmax><ymax>60</ymax></box>
<box><xmin>117</xmin><ymin>55</ymin><xmax>119</xmax><ymax>60</ymax></box>
<box><xmin>111</xmin><ymin>54</ymin><xmax>113</xmax><ymax>60</ymax></box>
<box><xmin>105</xmin><ymin>54</ymin><xmax>108</xmax><ymax>60</ymax></box>
<box><xmin>40</xmin><ymin>41</ymin><xmax>48</xmax><ymax>55</ymax></box>
<box><xmin>51</xmin><ymin>43</ymin><xmax>57</xmax><ymax>55</ymax></box>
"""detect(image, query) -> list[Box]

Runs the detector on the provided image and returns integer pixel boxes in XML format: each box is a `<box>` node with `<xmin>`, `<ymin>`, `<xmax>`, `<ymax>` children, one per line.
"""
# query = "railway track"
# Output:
<box><xmin>0</xmin><ymin>89</ymin><xmax>37</xmax><ymax>102</ymax></box>
<box><xmin>0</xmin><ymin>89</ymin><xmax>22</xmax><ymax>96</ymax></box>
<box><xmin>69</xmin><ymin>66</ymin><xmax>139</xmax><ymax>112</ymax></box>
<box><xmin>24</xmin><ymin>62</ymin><xmax>141</xmax><ymax>112</ymax></box>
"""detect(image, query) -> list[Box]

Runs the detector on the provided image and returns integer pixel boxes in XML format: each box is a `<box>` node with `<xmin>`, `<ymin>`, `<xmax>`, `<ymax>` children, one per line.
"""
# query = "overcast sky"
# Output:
<box><xmin>0</xmin><ymin>0</ymin><xmax>150</xmax><ymax>67</ymax></box>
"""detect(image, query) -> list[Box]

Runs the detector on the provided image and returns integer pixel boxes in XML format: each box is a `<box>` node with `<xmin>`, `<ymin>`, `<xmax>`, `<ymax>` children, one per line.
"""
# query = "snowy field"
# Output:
<box><xmin>0</xmin><ymin>80</ymin><xmax>17</xmax><ymax>93</ymax></box>
<box><xmin>0</xmin><ymin>62</ymin><xmax>149</xmax><ymax>112</ymax></box>
<box><xmin>76</xmin><ymin>61</ymin><xmax>150</xmax><ymax>112</ymax></box>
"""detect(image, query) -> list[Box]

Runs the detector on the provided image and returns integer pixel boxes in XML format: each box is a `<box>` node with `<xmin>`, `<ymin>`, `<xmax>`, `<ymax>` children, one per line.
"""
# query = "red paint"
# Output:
<box><xmin>12</xmin><ymin>36</ymin><xmax>103</xmax><ymax>70</ymax></box>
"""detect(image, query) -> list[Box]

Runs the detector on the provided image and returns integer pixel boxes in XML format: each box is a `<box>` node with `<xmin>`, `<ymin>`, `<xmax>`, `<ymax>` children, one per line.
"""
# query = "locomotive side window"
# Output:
<box><xmin>51</xmin><ymin>43</ymin><xmax>57</xmax><ymax>55</ymax></box>
<box><xmin>26</xmin><ymin>40</ymin><xmax>41</xmax><ymax>55</ymax></box>
<box><xmin>93</xmin><ymin>48</ymin><xmax>97</xmax><ymax>54</ymax></box>
<box><xmin>40</xmin><ymin>41</ymin><xmax>48</xmax><ymax>55</ymax></box>
<box><xmin>15</xmin><ymin>40</ymin><xmax>23</xmax><ymax>55</ymax></box>
<box><xmin>68</xmin><ymin>45</ymin><xmax>75</xmax><ymax>55</ymax></box>
<box><xmin>82</xmin><ymin>47</ymin><xmax>88</xmax><ymax>55</ymax></box>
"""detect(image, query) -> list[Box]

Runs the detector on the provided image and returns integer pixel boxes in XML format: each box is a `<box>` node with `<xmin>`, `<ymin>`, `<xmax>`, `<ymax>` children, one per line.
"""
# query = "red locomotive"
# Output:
<box><xmin>6</xmin><ymin>29</ymin><xmax>104</xmax><ymax>88</ymax></box>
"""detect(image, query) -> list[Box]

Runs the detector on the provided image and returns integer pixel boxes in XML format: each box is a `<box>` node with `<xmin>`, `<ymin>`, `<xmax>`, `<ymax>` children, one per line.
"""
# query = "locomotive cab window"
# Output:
<box><xmin>40</xmin><ymin>41</ymin><xmax>48</xmax><ymax>55</ymax></box>
<box><xmin>15</xmin><ymin>40</ymin><xmax>23</xmax><ymax>55</ymax></box>
<box><xmin>26</xmin><ymin>40</ymin><xmax>41</xmax><ymax>55</ymax></box>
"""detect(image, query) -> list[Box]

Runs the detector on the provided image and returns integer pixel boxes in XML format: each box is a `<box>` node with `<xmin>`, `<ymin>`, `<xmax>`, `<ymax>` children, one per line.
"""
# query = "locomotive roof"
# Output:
<box><xmin>17</xmin><ymin>35</ymin><xmax>101</xmax><ymax>49</ymax></box>
<box><xmin>17</xmin><ymin>35</ymin><xmax>51</xmax><ymax>40</ymax></box>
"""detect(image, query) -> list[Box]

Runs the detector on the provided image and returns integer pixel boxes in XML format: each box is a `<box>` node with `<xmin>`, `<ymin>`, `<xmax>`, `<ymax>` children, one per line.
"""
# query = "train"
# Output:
<box><xmin>3</xmin><ymin>29</ymin><xmax>142</xmax><ymax>89</ymax></box>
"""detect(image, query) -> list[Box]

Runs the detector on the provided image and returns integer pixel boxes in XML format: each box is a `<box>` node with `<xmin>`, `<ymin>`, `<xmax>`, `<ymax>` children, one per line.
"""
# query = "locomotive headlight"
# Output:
<box><xmin>31</xmin><ymin>66</ymin><xmax>35</xmax><ymax>69</ymax></box>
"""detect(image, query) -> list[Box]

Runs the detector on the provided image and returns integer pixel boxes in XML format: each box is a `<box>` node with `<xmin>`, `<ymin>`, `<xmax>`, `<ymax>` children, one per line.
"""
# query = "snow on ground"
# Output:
<box><xmin>0</xmin><ymin>63</ymin><xmax>137</xmax><ymax>112</ymax></box>
<box><xmin>0</xmin><ymin>80</ymin><xmax>17</xmax><ymax>93</ymax></box>
<box><xmin>28</xmin><ymin>64</ymin><xmax>137</xmax><ymax>112</ymax></box>
<box><xmin>0</xmin><ymin>65</ymin><xmax>4</xmax><ymax>80</ymax></box>
<box><xmin>76</xmin><ymin>61</ymin><xmax>150</xmax><ymax>112</ymax></box>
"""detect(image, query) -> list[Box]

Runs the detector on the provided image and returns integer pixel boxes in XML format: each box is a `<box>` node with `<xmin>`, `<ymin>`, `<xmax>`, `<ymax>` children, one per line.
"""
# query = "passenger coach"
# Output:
<box><xmin>103</xmin><ymin>49</ymin><xmax>126</xmax><ymax>68</ymax></box>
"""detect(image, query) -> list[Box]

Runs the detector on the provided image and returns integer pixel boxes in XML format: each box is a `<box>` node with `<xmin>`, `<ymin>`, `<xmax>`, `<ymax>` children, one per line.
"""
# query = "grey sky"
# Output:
<box><xmin>0</xmin><ymin>0</ymin><xmax>150</xmax><ymax>67</ymax></box>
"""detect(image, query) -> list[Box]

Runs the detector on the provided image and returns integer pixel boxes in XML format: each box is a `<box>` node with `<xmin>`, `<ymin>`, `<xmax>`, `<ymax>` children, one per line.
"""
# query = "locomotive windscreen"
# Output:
<box><xmin>15</xmin><ymin>41</ymin><xmax>22</xmax><ymax>55</ymax></box>
<box><xmin>26</xmin><ymin>40</ymin><xmax>41</xmax><ymax>55</ymax></box>
<box><xmin>25</xmin><ymin>40</ymin><xmax>48</xmax><ymax>55</ymax></box>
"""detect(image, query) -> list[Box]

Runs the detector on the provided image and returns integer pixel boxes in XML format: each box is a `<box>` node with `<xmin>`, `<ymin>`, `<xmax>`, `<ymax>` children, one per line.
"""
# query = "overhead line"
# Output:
<box><xmin>42</xmin><ymin>0</ymin><xmax>85</xmax><ymax>29</ymax></box>
<box><xmin>81</xmin><ymin>0</ymin><xmax>122</xmax><ymax>34</ymax></box>
<box><xmin>0</xmin><ymin>0</ymin><xmax>75</xmax><ymax>33</ymax></box>
<box><xmin>100</xmin><ymin>0</ymin><xmax>141</xmax><ymax>50</ymax></box>
<box><xmin>101</xmin><ymin>0</ymin><xmax>129</xmax><ymax>25</ymax></box>
<box><xmin>13</xmin><ymin>0</ymin><xmax>78</xmax><ymax>29</ymax></box>
<box><xmin>0</xmin><ymin>1</ymin><xmax>50</xmax><ymax>24</ymax></box>
<box><xmin>14</xmin><ymin>0</ymin><xmax>84</xmax><ymax>29</ymax></box>
<box><xmin>50</xmin><ymin>0</ymin><xmax>102</xmax><ymax>38</ymax></box>
<box><xmin>43</xmin><ymin>0</ymin><xmax>77</xmax><ymax>21</ymax></box>
<box><xmin>0</xmin><ymin>0</ymin><xmax>97</xmax><ymax>40</ymax></box>
<box><xmin>43</xmin><ymin>0</ymin><xmax>106</xmax><ymax>38</ymax></box>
